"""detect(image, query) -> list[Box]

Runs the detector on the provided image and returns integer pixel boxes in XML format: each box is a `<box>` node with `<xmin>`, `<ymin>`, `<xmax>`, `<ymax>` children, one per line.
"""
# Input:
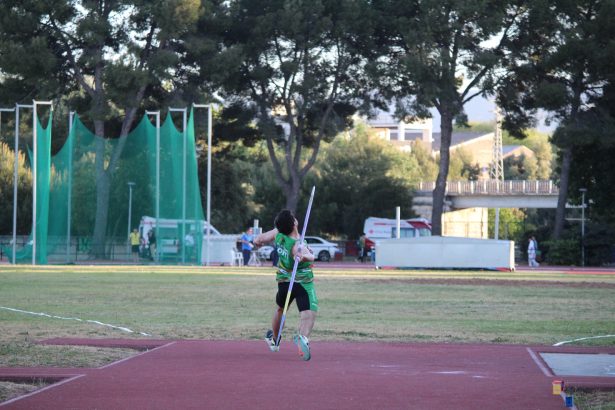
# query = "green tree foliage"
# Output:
<box><xmin>372</xmin><ymin>0</ymin><xmax>521</xmax><ymax>235</ymax></box>
<box><xmin>448</xmin><ymin>148</ymin><xmax>481</xmax><ymax>181</ymax></box>
<box><xmin>499</xmin><ymin>127</ymin><xmax>553</xmax><ymax>179</ymax></box>
<box><xmin>186</xmin><ymin>0</ymin><xmax>376</xmax><ymax>212</ymax></box>
<box><xmin>312</xmin><ymin>126</ymin><xmax>418</xmax><ymax>238</ymax></box>
<box><xmin>0</xmin><ymin>142</ymin><xmax>32</xmax><ymax>235</ymax></box>
<box><xmin>503</xmin><ymin>154</ymin><xmax>538</xmax><ymax>180</ymax></box>
<box><xmin>0</xmin><ymin>0</ymin><xmax>202</xmax><ymax>257</ymax></box>
<box><xmin>410</xmin><ymin>141</ymin><xmax>439</xmax><ymax>181</ymax></box>
<box><xmin>497</xmin><ymin>0</ymin><xmax>611</xmax><ymax>239</ymax></box>
<box><xmin>488</xmin><ymin>208</ymin><xmax>526</xmax><ymax>242</ymax></box>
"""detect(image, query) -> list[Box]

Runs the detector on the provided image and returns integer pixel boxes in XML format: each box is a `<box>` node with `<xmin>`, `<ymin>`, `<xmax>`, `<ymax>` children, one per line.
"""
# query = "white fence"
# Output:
<box><xmin>418</xmin><ymin>180</ymin><xmax>558</xmax><ymax>195</ymax></box>
<box><xmin>375</xmin><ymin>236</ymin><xmax>515</xmax><ymax>270</ymax></box>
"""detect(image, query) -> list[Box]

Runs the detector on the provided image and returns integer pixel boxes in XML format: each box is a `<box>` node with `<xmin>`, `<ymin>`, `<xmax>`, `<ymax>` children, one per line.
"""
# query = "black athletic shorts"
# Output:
<box><xmin>276</xmin><ymin>281</ymin><xmax>312</xmax><ymax>312</ymax></box>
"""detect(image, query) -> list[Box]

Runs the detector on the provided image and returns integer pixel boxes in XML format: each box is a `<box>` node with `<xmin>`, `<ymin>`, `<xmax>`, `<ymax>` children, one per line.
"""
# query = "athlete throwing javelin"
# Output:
<box><xmin>254</xmin><ymin>209</ymin><xmax>318</xmax><ymax>361</ymax></box>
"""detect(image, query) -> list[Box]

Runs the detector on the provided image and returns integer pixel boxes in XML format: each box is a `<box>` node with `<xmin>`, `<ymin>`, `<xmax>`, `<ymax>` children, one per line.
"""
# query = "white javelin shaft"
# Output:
<box><xmin>275</xmin><ymin>186</ymin><xmax>316</xmax><ymax>347</ymax></box>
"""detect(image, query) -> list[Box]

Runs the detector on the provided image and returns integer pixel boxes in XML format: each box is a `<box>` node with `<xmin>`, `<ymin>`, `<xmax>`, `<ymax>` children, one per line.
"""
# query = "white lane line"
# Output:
<box><xmin>98</xmin><ymin>342</ymin><xmax>176</xmax><ymax>370</ymax></box>
<box><xmin>526</xmin><ymin>347</ymin><xmax>552</xmax><ymax>377</ymax></box>
<box><xmin>0</xmin><ymin>306</ymin><xmax>151</xmax><ymax>336</ymax></box>
<box><xmin>0</xmin><ymin>374</ymin><xmax>85</xmax><ymax>407</ymax></box>
<box><xmin>554</xmin><ymin>334</ymin><xmax>615</xmax><ymax>346</ymax></box>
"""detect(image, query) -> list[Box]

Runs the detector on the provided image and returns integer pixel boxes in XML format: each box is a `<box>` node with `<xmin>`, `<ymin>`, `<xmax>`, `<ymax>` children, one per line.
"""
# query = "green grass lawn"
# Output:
<box><xmin>1</xmin><ymin>264</ymin><xmax>614</xmax><ymax>407</ymax></box>
<box><xmin>1</xmin><ymin>265</ymin><xmax>614</xmax><ymax>348</ymax></box>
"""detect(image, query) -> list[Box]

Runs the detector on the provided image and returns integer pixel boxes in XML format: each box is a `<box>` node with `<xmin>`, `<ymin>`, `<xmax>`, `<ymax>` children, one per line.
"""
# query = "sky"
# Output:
<box><xmin>429</xmin><ymin>95</ymin><xmax>556</xmax><ymax>134</ymax></box>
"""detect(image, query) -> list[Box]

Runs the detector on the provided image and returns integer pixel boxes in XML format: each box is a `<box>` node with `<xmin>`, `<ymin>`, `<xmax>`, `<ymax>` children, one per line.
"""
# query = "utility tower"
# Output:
<box><xmin>491</xmin><ymin>106</ymin><xmax>504</xmax><ymax>240</ymax></box>
<box><xmin>490</xmin><ymin>106</ymin><xmax>504</xmax><ymax>182</ymax></box>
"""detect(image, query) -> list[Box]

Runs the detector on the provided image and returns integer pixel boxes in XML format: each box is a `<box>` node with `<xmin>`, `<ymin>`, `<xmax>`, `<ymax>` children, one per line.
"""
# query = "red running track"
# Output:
<box><xmin>2</xmin><ymin>339</ymin><xmax>614</xmax><ymax>409</ymax></box>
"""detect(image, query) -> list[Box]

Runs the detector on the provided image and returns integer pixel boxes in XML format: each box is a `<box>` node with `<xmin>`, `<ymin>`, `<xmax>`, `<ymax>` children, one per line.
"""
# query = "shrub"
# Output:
<box><xmin>542</xmin><ymin>239</ymin><xmax>581</xmax><ymax>265</ymax></box>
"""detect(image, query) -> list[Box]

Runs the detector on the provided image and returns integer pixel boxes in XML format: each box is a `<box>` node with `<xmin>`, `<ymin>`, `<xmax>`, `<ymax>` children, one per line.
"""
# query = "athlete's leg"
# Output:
<box><xmin>271</xmin><ymin>305</ymin><xmax>283</xmax><ymax>340</ymax></box>
<box><xmin>299</xmin><ymin>309</ymin><xmax>316</xmax><ymax>338</ymax></box>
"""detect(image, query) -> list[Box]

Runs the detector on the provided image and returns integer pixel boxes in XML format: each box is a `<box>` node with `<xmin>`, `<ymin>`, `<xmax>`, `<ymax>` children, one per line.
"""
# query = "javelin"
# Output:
<box><xmin>275</xmin><ymin>186</ymin><xmax>316</xmax><ymax>348</ymax></box>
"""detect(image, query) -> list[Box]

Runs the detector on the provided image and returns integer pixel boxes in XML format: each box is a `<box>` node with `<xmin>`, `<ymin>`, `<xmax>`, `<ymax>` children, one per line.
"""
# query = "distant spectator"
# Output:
<box><xmin>357</xmin><ymin>233</ymin><xmax>366</xmax><ymax>263</ymax></box>
<box><xmin>184</xmin><ymin>231</ymin><xmax>195</xmax><ymax>260</ymax></box>
<box><xmin>528</xmin><ymin>236</ymin><xmax>540</xmax><ymax>267</ymax></box>
<box><xmin>129</xmin><ymin>228</ymin><xmax>140</xmax><ymax>263</ymax></box>
<box><xmin>241</xmin><ymin>227</ymin><xmax>254</xmax><ymax>267</ymax></box>
<box><xmin>148</xmin><ymin>230</ymin><xmax>156</xmax><ymax>261</ymax></box>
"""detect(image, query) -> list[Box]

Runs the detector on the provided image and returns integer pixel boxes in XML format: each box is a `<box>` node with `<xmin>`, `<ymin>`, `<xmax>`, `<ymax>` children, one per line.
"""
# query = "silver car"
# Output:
<box><xmin>256</xmin><ymin>236</ymin><xmax>341</xmax><ymax>262</ymax></box>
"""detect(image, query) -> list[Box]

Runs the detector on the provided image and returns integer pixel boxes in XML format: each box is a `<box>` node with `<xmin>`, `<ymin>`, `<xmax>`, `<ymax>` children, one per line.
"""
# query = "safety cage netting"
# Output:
<box><xmin>4</xmin><ymin>109</ymin><xmax>206</xmax><ymax>264</ymax></box>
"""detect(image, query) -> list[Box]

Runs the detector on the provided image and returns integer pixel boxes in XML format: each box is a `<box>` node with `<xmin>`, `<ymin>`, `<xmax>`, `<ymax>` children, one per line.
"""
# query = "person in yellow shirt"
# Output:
<box><xmin>129</xmin><ymin>228</ymin><xmax>140</xmax><ymax>263</ymax></box>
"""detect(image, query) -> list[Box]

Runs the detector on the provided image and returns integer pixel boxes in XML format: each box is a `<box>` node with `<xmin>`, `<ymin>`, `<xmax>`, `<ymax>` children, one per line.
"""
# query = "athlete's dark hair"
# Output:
<box><xmin>274</xmin><ymin>209</ymin><xmax>296</xmax><ymax>235</ymax></box>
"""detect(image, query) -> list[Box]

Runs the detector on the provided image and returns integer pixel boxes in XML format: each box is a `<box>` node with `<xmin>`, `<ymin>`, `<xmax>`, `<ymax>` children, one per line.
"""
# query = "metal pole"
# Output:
<box><xmin>395</xmin><ymin>206</ymin><xmax>401</xmax><ymax>239</ymax></box>
<box><xmin>580</xmin><ymin>188</ymin><xmax>587</xmax><ymax>267</ymax></box>
<box><xmin>13</xmin><ymin>105</ymin><xmax>34</xmax><ymax>263</ymax></box>
<box><xmin>169</xmin><ymin>107</ymin><xmax>188</xmax><ymax>263</ymax></box>
<box><xmin>146</xmin><ymin>111</ymin><xmax>161</xmax><ymax>263</ymax></box>
<box><xmin>194</xmin><ymin>103</ymin><xmax>213</xmax><ymax>266</ymax></box>
<box><xmin>12</xmin><ymin>106</ymin><xmax>20</xmax><ymax>263</ymax></box>
<box><xmin>66</xmin><ymin>111</ymin><xmax>75</xmax><ymax>262</ymax></box>
<box><xmin>32</xmin><ymin>103</ymin><xmax>37</xmax><ymax>265</ymax></box>
<box><xmin>127</xmin><ymin>182</ymin><xmax>136</xmax><ymax>258</ymax></box>
<box><xmin>206</xmin><ymin>105</ymin><xmax>212</xmax><ymax>266</ymax></box>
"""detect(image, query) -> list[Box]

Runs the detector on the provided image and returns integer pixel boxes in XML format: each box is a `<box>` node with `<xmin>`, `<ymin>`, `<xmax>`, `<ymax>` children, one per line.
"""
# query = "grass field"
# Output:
<box><xmin>1</xmin><ymin>264</ymin><xmax>614</xmax><ymax>407</ymax></box>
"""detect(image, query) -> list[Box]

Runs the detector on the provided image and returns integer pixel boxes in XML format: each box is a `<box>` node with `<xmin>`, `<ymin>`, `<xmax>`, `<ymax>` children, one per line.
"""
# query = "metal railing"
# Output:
<box><xmin>417</xmin><ymin>180</ymin><xmax>559</xmax><ymax>195</ymax></box>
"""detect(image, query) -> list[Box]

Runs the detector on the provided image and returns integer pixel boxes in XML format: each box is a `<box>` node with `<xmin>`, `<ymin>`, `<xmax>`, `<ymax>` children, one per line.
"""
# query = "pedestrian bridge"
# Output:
<box><xmin>416</xmin><ymin>180</ymin><xmax>559</xmax><ymax>209</ymax></box>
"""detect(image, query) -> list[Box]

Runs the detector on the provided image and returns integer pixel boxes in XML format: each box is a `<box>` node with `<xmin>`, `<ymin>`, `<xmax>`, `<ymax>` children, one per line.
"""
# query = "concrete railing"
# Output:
<box><xmin>417</xmin><ymin>180</ymin><xmax>559</xmax><ymax>195</ymax></box>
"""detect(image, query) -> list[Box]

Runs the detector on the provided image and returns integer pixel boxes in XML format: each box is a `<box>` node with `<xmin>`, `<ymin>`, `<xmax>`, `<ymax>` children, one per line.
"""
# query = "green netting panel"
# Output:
<box><xmin>151</xmin><ymin>109</ymin><xmax>204</xmax><ymax>263</ymax></box>
<box><xmin>6</xmin><ymin>116</ymin><xmax>52</xmax><ymax>264</ymax></box>
<box><xmin>8</xmin><ymin>109</ymin><xmax>205</xmax><ymax>264</ymax></box>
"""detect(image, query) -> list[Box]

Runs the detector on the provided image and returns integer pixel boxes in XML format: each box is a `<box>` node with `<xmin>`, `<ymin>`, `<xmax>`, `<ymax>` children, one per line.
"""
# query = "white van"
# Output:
<box><xmin>363</xmin><ymin>217</ymin><xmax>431</xmax><ymax>249</ymax></box>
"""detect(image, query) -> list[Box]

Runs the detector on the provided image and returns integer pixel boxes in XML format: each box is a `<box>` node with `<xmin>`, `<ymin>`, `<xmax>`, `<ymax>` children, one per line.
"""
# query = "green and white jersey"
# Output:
<box><xmin>275</xmin><ymin>233</ymin><xmax>314</xmax><ymax>284</ymax></box>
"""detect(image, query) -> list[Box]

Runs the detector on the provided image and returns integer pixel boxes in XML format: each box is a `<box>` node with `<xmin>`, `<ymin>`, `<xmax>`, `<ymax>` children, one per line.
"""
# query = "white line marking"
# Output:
<box><xmin>526</xmin><ymin>347</ymin><xmax>552</xmax><ymax>377</ymax></box>
<box><xmin>432</xmin><ymin>371</ymin><xmax>467</xmax><ymax>375</ymax></box>
<box><xmin>553</xmin><ymin>334</ymin><xmax>615</xmax><ymax>346</ymax></box>
<box><xmin>0</xmin><ymin>306</ymin><xmax>151</xmax><ymax>336</ymax></box>
<box><xmin>98</xmin><ymin>342</ymin><xmax>176</xmax><ymax>370</ymax></box>
<box><xmin>0</xmin><ymin>374</ymin><xmax>84</xmax><ymax>407</ymax></box>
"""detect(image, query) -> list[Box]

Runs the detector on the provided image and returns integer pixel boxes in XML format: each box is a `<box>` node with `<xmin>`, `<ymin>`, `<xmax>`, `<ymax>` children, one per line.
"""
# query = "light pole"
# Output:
<box><xmin>146</xmin><ymin>111</ymin><xmax>161</xmax><ymax>263</ymax></box>
<box><xmin>193</xmin><ymin>104</ymin><xmax>213</xmax><ymax>266</ymax></box>
<box><xmin>580</xmin><ymin>188</ymin><xmax>587</xmax><ymax>267</ymax></box>
<box><xmin>127</xmin><ymin>182</ymin><xmax>136</xmax><ymax>257</ymax></box>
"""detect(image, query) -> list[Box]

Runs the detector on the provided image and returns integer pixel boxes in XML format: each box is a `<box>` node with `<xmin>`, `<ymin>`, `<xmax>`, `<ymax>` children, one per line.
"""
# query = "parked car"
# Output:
<box><xmin>256</xmin><ymin>245</ymin><xmax>275</xmax><ymax>261</ymax></box>
<box><xmin>256</xmin><ymin>236</ymin><xmax>341</xmax><ymax>262</ymax></box>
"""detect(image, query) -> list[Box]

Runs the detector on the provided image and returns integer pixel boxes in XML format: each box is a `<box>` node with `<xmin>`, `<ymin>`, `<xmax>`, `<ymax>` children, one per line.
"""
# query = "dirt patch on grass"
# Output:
<box><xmin>0</xmin><ymin>342</ymin><xmax>137</xmax><ymax>368</ymax></box>
<box><xmin>570</xmin><ymin>388</ymin><xmax>615</xmax><ymax>410</ymax></box>
<box><xmin>0</xmin><ymin>380</ymin><xmax>49</xmax><ymax>403</ymax></box>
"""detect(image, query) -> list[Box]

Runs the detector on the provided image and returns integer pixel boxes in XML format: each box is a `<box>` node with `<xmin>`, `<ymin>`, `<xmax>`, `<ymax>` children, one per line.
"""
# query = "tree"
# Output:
<box><xmin>313</xmin><ymin>126</ymin><xmax>417</xmax><ymax>238</ymax></box>
<box><xmin>497</xmin><ymin>0</ymin><xmax>610</xmax><ymax>239</ymax></box>
<box><xmin>186</xmin><ymin>0</ymin><xmax>377</xmax><ymax>211</ymax></box>
<box><xmin>0</xmin><ymin>142</ymin><xmax>32</xmax><ymax>235</ymax></box>
<box><xmin>448</xmin><ymin>148</ymin><xmax>481</xmax><ymax>181</ymax></box>
<box><xmin>373</xmin><ymin>0</ymin><xmax>521</xmax><ymax>235</ymax></box>
<box><xmin>503</xmin><ymin>153</ymin><xmax>538</xmax><ymax>179</ymax></box>
<box><xmin>0</xmin><ymin>1</ymin><xmax>202</xmax><ymax>257</ymax></box>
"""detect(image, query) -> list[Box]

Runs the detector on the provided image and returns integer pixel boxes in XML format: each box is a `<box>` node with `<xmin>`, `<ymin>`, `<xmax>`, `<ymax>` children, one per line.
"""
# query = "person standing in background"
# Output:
<box><xmin>241</xmin><ymin>227</ymin><xmax>254</xmax><ymax>266</ymax></box>
<box><xmin>528</xmin><ymin>236</ymin><xmax>540</xmax><ymax>267</ymax></box>
<box><xmin>148</xmin><ymin>229</ymin><xmax>156</xmax><ymax>261</ymax></box>
<box><xmin>357</xmin><ymin>233</ymin><xmax>366</xmax><ymax>262</ymax></box>
<box><xmin>129</xmin><ymin>228</ymin><xmax>140</xmax><ymax>263</ymax></box>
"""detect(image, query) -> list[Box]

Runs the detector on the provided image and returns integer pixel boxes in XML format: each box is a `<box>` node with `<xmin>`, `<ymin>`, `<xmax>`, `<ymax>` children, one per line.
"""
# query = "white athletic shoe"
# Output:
<box><xmin>293</xmin><ymin>334</ymin><xmax>310</xmax><ymax>361</ymax></box>
<box><xmin>265</xmin><ymin>329</ymin><xmax>279</xmax><ymax>352</ymax></box>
